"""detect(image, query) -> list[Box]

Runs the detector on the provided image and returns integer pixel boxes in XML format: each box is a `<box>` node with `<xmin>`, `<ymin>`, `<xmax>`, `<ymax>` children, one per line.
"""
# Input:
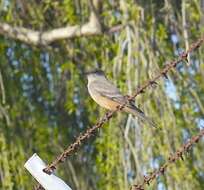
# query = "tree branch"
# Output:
<box><xmin>0</xmin><ymin>0</ymin><xmax>125</xmax><ymax>46</ymax></box>
<box><xmin>0</xmin><ymin>22</ymin><xmax>126</xmax><ymax>46</ymax></box>
<box><xmin>0</xmin><ymin>0</ymin><xmax>104</xmax><ymax>46</ymax></box>
<box><xmin>0</xmin><ymin>20</ymin><xmax>102</xmax><ymax>46</ymax></box>
<box><xmin>0</xmin><ymin>0</ymin><xmax>127</xmax><ymax>46</ymax></box>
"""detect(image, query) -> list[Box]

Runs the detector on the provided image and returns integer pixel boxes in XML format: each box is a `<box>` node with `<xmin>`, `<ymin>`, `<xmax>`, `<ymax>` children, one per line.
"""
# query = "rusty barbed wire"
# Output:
<box><xmin>35</xmin><ymin>35</ymin><xmax>204</xmax><ymax>190</ymax></box>
<box><xmin>131</xmin><ymin>128</ymin><xmax>204</xmax><ymax>190</ymax></box>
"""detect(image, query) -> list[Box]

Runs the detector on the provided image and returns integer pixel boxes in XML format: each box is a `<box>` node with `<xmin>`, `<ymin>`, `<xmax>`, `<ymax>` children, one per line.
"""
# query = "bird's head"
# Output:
<box><xmin>85</xmin><ymin>69</ymin><xmax>105</xmax><ymax>82</ymax></box>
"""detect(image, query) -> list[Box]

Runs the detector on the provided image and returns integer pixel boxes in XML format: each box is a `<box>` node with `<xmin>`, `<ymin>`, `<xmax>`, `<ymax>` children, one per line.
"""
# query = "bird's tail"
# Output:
<box><xmin>124</xmin><ymin>106</ymin><xmax>156</xmax><ymax>128</ymax></box>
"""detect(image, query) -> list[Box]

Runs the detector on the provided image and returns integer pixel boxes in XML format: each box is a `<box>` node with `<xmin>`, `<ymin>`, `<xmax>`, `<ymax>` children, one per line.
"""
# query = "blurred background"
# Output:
<box><xmin>0</xmin><ymin>0</ymin><xmax>204</xmax><ymax>189</ymax></box>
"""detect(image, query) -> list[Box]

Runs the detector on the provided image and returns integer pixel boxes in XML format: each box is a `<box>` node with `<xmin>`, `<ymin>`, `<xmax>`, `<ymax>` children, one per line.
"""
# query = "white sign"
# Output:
<box><xmin>24</xmin><ymin>153</ymin><xmax>72</xmax><ymax>190</ymax></box>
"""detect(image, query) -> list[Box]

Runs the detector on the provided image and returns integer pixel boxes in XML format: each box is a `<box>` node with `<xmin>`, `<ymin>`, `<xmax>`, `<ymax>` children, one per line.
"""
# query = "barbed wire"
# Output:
<box><xmin>131</xmin><ymin>128</ymin><xmax>204</xmax><ymax>190</ymax></box>
<box><xmin>35</xmin><ymin>35</ymin><xmax>204</xmax><ymax>189</ymax></box>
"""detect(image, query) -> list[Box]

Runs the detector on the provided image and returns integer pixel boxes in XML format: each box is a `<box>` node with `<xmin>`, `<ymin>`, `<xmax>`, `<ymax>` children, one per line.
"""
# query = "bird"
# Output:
<box><xmin>86</xmin><ymin>69</ymin><xmax>156</xmax><ymax>127</ymax></box>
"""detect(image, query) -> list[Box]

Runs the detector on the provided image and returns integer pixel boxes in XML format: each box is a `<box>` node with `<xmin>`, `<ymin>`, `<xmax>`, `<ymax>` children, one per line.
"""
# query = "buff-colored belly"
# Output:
<box><xmin>89</xmin><ymin>91</ymin><xmax>120</xmax><ymax>110</ymax></box>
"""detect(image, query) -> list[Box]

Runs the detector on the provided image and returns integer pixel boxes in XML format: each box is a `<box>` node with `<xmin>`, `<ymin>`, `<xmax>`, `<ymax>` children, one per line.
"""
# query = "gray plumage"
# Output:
<box><xmin>86</xmin><ymin>70</ymin><xmax>156</xmax><ymax>127</ymax></box>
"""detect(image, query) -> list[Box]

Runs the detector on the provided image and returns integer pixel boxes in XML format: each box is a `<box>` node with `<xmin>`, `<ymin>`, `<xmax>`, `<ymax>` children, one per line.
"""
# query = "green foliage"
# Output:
<box><xmin>96</xmin><ymin>120</ymin><xmax>123</xmax><ymax>190</ymax></box>
<box><xmin>0</xmin><ymin>0</ymin><xmax>204</xmax><ymax>190</ymax></box>
<box><xmin>0</xmin><ymin>134</ymin><xmax>30</xmax><ymax>190</ymax></box>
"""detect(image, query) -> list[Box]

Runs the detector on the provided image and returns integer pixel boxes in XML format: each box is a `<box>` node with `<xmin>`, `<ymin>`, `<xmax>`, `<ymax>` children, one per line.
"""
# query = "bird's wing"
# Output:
<box><xmin>91</xmin><ymin>80</ymin><xmax>126</xmax><ymax>104</ymax></box>
<box><xmin>91</xmin><ymin>79</ymin><xmax>146</xmax><ymax>115</ymax></box>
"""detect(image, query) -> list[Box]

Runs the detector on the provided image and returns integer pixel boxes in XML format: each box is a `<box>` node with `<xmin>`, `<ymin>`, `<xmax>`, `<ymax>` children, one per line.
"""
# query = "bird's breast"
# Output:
<box><xmin>88</xmin><ymin>84</ymin><xmax>119</xmax><ymax>110</ymax></box>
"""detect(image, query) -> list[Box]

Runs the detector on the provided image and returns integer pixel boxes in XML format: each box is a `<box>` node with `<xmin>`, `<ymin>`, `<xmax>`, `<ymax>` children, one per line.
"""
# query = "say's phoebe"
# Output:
<box><xmin>86</xmin><ymin>70</ymin><xmax>156</xmax><ymax>127</ymax></box>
